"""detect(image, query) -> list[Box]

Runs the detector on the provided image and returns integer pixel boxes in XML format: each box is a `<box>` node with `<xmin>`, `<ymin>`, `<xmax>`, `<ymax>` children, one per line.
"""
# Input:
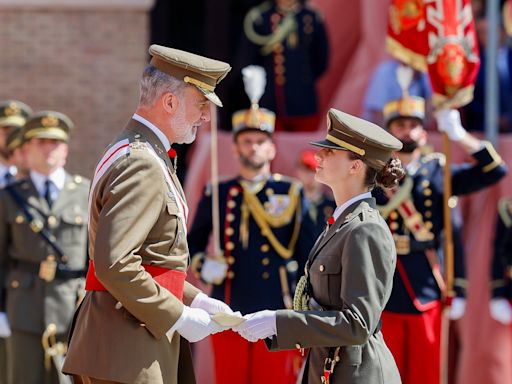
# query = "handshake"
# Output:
<box><xmin>169</xmin><ymin>292</ymin><xmax>277</xmax><ymax>343</ymax></box>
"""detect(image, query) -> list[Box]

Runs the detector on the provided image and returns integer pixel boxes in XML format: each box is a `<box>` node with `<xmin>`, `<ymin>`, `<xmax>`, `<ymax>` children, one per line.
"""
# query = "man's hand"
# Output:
<box><xmin>435</xmin><ymin>109</ymin><xmax>467</xmax><ymax>141</ymax></box>
<box><xmin>201</xmin><ymin>258</ymin><xmax>228</xmax><ymax>285</ymax></box>
<box><xmin>449</xmin><ymin>297</ymin><xmax>466</xmax><ymax>320</ymax></box>
<box><xmin>233</xmin><ymin>310</ymin><xmax>276</xmax><ymax>342</ymax></box>
<box><xmin>191</xmin><ymin>292</ymin><xmax>233</xmax><ymax>315</ymax></box>
<box><xmin>489</xmin><ymin>298</ymin><xmax>512</xmax><ymax>325</ymax></box>
<box><xmin>168</xmin><ymin>306</ymin><xmax>228</xmax><ymax>343</ymax></box>
<box><xmin>0</xmin><ymin>312</ymin><xmax>11</xmax><ymax>338</ymax></box>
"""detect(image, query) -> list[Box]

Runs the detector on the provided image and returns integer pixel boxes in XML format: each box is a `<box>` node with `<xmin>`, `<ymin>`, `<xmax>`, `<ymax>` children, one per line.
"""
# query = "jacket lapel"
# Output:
<box><xmin>309</xmin><ymin>198</ymin><xmax>376</xmax><ymax>260</ymax></box>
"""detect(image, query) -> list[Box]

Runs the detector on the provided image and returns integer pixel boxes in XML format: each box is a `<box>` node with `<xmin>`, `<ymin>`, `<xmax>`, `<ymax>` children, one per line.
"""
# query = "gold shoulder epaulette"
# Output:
<box><xmin>498</xmin><ymin>197</ymin><xmax>512</xmax><ymax>228</ymax></box>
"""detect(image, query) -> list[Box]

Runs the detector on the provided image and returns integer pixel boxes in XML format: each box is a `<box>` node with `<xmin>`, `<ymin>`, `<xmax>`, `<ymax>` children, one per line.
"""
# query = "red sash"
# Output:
<box><xmin>85</xmin><ymin>260</ymin><xmax>186</xmax><ymax>302</ymax></box>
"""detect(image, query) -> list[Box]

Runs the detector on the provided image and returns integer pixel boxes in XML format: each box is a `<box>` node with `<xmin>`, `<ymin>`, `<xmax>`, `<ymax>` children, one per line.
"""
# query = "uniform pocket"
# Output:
<box><xmin>342</xmin><ymin>345</ymin><xmax>362</xmax><ymax>366</ymax></box>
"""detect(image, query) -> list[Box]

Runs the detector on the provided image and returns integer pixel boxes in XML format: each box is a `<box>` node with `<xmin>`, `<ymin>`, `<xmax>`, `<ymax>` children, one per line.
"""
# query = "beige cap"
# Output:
<box><xmin>149</xmin><ymin>45</ymin><xmax>231</xmax><ymax>107</ymax></box>
<box><xmin>24</xmin><ymin>111</ymin><xmax>73</xmax><ymax>142</ymax></box>
<box><xmin>311</xmin><ymin>108</ymin><xmax>403</xmax><ymax>171</ymax></box>
<box><xmin>0</xmin><ymin>100</ymin><xmax>32</xmax><ymax>128</ymax></box>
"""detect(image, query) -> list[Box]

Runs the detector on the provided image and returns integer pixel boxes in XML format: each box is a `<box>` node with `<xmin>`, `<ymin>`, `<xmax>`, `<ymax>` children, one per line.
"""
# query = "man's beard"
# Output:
<box><xmin>171</xmin><ymin>111</ymin><xmax>196</xmax><ymax>144</ymax></box>
<box><xmin>239</xmin><ymin>154</ymin><xmax>266</xmax><ymax>170</ymax></box>
<box><xmin>400</xmin><ymin>139</ymin><xmax>419</xmax><ymax>153</ymax></box>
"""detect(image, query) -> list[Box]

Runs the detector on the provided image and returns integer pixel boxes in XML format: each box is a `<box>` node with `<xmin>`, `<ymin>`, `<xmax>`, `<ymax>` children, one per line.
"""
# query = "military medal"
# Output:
<box><xmin>39</xmin><ymin>255</ymin><xmax>57</xmax><ymax>282</ymax></box>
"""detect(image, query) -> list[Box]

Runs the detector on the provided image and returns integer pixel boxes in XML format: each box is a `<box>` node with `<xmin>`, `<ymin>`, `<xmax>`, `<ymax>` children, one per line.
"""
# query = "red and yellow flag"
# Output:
<box><xmin>387</xmin><ymin>0</ymin><xmax>480</xmax><ymax>109</ymax></box>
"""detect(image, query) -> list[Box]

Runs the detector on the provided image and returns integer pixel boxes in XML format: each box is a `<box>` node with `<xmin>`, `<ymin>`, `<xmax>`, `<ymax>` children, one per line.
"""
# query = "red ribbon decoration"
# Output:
<box><xmin>327</xmin><ymin>216</ymin><xmax>335</xmax><ymax>226</ymax></box>
<box><xmin>167</xmin><ymin>148</ymin><xmax>177</xmax><ymax>159</ymax></box>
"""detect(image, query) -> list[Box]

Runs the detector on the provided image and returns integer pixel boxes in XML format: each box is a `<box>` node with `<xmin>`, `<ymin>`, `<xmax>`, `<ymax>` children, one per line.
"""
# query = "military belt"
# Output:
<box><xmin>11</xmin><ymin>259</ymin><xmax>86</xmax><ymax>280</ymax></box>
<box><xmin>395</xmin><ymin>236</ymin><xmax>439</xmax><ymax>255</ymax></box>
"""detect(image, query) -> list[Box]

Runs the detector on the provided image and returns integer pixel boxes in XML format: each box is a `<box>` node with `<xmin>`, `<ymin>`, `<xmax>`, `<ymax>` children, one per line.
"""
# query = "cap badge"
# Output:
<box><xmin>42</xmin><ymin>115</ymin><xmax>59</xmax><ymax>127</ymax></box>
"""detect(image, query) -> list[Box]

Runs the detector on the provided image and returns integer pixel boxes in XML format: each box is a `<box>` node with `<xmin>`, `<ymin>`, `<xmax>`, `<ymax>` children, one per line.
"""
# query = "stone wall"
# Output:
<box><xmin>0</xmin><ymin>0</ymin><xmax>154</xmax><ymax>177</ymax></box>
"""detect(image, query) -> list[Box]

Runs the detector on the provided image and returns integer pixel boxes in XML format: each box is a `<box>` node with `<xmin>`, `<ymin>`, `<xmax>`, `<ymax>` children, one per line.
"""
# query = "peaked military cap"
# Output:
<box><xmin>5</xmin><ymin>126</ymin><xmax>24</xmax><ymax>154</ymax></box>
<box><xmin>311</xmin><ymin>108</ymin><xmax>403</xmax><ymax>170</ymax></box>
<box><xmin>24</xmin><ymin>111</ymin><xmax>73</xmax><ymax>142</ymax></box>
<box><xmin>149</xmin><ymin>45</ymin><xmax>231</xmax><ymax>107</ymax></box>
<box><xmin>0</xmin><ymin>100</ymin><xmax>32</xmax><ymax>128</ymax></box>
<box><xmin>383</xmin><ymin>96</ymin><xmax>425</xmax><ymax>127</ymax></box>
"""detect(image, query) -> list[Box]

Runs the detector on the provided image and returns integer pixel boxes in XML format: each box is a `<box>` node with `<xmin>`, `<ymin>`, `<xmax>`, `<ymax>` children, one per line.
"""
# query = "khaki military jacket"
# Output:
<box><xmin>269</xmin><ymin>198</ymin><xmax>401</xmax><ymax>384</ymax></box>
<box><xmin>63</xmin><ymin>119</ymin><xmax>200</xmax><ymax>384</ymax></box>
<box><xmin>0</xmin><ymin>173</ymin><xmax>89</xmax><ymax>335</ymax></box>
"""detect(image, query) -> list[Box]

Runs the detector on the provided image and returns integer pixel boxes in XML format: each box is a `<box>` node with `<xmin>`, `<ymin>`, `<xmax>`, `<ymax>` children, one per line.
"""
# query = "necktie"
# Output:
<box><xmin>44</xmin><ymin>179</ymin><xmax>53</xmax><ymax>208</ymax></box>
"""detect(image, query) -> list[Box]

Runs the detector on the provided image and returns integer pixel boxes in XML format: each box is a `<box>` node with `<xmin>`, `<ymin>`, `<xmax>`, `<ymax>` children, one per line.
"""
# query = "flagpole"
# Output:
<box><xmin>440</xmin><ymin>131</ymin><xmax>454</xmax><ymax>384</ymax></box>
<box><xmin>210</xmin><ymin>104</ymin><xmax>222</xmax><ymax>257</ymax></box>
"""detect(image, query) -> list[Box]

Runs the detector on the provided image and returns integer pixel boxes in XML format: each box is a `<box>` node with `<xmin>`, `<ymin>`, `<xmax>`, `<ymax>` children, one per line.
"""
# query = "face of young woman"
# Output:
<box><xmin>314</xmin><ymin>148</ymin><xmax>354</xmax><ymax>188</ymax></box>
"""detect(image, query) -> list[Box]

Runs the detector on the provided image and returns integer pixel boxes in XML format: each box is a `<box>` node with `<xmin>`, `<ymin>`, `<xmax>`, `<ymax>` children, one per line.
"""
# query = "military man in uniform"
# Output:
<box><xmin>0</xmin><ymin>110</ymin><xmax>89</xmax><ymax>384</ymax></box>
<box><xmin>188</xmin><ymin>80</ymin><xmax>316</xmax><ymax>383</ymax></box>
<box><xmin>374</xmin><ymin>97</ymin><xmax>507</xmax><ymax>384</ymax></box>
<box><xmin>489</xmin><ymin>198</ymin><xmax>512</xmax><ymax>326</ymax></box>
<box><xmin>63</xmin><ymin>46</ymin><xmax>233</xmax><ymax>384</ymax></box>
<box><xmin>235</xmin><ymin>0</ymin><xmax>329</xmax><ymax>132</ymax></box>
<box><xmin>0</xmin><ymin>100</ymin><xmax>32</xmax><ymax>384</ymax></box>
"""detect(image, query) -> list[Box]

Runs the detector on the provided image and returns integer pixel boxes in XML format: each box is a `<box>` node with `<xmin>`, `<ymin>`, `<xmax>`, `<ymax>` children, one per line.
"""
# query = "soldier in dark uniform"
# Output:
<box><xmin>188</xmin><ymin>78</ymin><xmax>315</xmax><ymax>383</ymax></box>
<box><xmin>0</xmin><ymin>100</ymin><xmax>32</xmax><ymax>384</ymax></box>
<box><xmin>375</xmin><ymin>96</ymin><xmax>507</xmax><ymax>384</ymax></box>
<box><xmin>295</xmin><ymin>149</ymin><xmax>335</xmax><ymax>237</ymax></box>
<box><xmin>489</xmin><ymin>198</ymin><xmax>512</xmax><ymax>325</ymax></box>
<box><xmin>0</xmin><ymin>111</ymin><xmax>89</xmax><ymax>384</ymax></box>
<box><xmin>235</xmin><ymin>0</ymin><xmax>329</xmax><ymax>132</ymax></box>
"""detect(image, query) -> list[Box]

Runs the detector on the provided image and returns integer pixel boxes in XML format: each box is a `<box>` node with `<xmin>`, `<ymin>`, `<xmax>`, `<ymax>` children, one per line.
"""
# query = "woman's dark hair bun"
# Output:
<box><xmin>375</xmin><ymin>157</ymin><xmax>406</xmax><ymax>189</ymax></box>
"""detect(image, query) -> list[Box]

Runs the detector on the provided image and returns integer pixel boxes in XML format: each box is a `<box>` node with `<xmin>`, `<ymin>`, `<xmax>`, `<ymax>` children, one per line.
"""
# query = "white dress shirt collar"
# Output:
<box><xmin>30</xmin><ymin>168</ymin><xmax>66</xmax><ymax>197</ymax></box>
<box><xmin>132</xmin><ymin>113</ymin><xmax>171</xmax><ymax>151</ymax></box>
<box><xmin>332</xmin><ymin>191</ymin><xmax>372</xmax><ymax>221</ymax></box>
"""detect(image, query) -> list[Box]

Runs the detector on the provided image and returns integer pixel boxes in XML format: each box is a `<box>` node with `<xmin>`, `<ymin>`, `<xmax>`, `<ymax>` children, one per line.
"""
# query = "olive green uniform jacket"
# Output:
<box><xmin>268</xmin><ymin>198</ymin><xmax>401</xmax><ymax>384</ymax></box>
<box><xmin>62</xmin><ymin>119</ymin><xmax>200</xmax><ymax>384</ymax></box>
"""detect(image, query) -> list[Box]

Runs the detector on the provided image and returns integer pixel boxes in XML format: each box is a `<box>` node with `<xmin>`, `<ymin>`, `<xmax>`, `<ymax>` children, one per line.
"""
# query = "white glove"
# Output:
<box><xmin>449</xmin><ymin>297</ymin><xmax>466</xmax><ymax>320</ymax></box>
<box><xmin>201</xmin><ymin>258</ymin><xmax>228</xmax><ymax>285</ymax></box>
<box><xmin>191</xmin><ymin>292</ymin><xmax>234</xmax><ymax>315</ymax></box>
<box><xmin>233</xmin><ymin>310</ymin><xmax>276</xmax><ymax>342</ymax></box>
<box><xmin>168</xmin><ymin>306</ymin><xmax>227</xmax><ymax>343</ymax></box>
<box><xmin>489</xmin><ymin>298</ymin><xmax>512</xmax><ymax>325</ymax></box>
<box><xmin>0</xmin><ymin>312</ymin><xmax>11</xmax><ymax>338</ymax></box>
<box><xmin>435</xmin><ymin>109</ymin><xmax>467</xmax><ymax>141</ymax></box>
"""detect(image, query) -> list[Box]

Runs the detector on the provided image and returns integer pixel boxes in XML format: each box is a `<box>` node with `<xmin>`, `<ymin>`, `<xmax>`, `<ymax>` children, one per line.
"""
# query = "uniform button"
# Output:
<box><xmin>319</xmin><ymin>265</ymin><xmax>325</xmax><ymax>272</ymax></box>
<box><xmin>422</xmin><ymin>180</ymin><xmax>430</xmax><ymax>187</ymax></box>
<box><xmin>424</xmin><ymin>200</ymin><xmax>432</xmax><ymax>207</ymax></box>
<box><xmin>225</xmin><ymin>227</ymin><xmax>234</xmax><ymax>236</ymax></box>
<box><xmin>75</xmin><ymin>216</ymin><xmax>83</xmax><ymax>225</ymax></box>
<box><xmin>274</xmin><ymin>44</ymin><xmax>283</xmax><ymax>53</ymax></box>
<box><xmin>261</xmin><ymin>244</ymin><xmax>270</xmax><ymax>252</ymax></box>
<box><xmin>424</xmin><ymin>211</ymin><xmax>432</xmax><ymax>218</ymax></box>
<box><xmin>115</xmin><ymin>302</ymin><xmax>123</xmax><ymax>310</ymax></box>
<box><xmin>423</xmin><ymin>188</ymin><xmax>432</xmax><ymax>196</ymax></box>
<box><xmin>61</xmin><ymin>255</ymin><xmax>69</xmax><ymax>263</ymax></box>
<box><xmin>47</xmin><ymin>215</ymin><xmax>57</xmax><ymax>227</ymax></box>
<box><xmin>286</xmin><ymin>260</ymin><xmax>299</xmax><ymax>273</ymax></box>
<box><xmin>11</xmin><ymin>280</ymin><xmax>19</xmax><ymax>288</ymax></box>
<box><xmin>227</xmin><ymin>271</ymin><xmax>235</xmax><ymax>279</ymax></box>
<box><xmin>226</xmin><ymin>242</ymin><xmax>235</xmax><ymax>251</ymax></box>
<box><xmin>275</xmin><ymin>65</ymin><xmax>285</xmax><ymax>75</ymax></box>
<box><xmin>275</xmin><ymin>76</ymin><xmax>286</xmax><ymax>85</ymax></box>
<box><xmin>15</xmin><ymin>215</ymin><xmax>24</xmax><ymax>224</ymax></box>
<box><xmin>261</xmin><ymin>258</ymin><xmax>270</xmax><ymax>266</ymax></box>
<box><xmin>266</xmin><ymin>188</ymin><xmax>274</xmax><ymax>196</ymax></box>
<box><xmin>274</xmin><ymin>55</ymin><xmax>284</xmax><ymax>64</ymax></box>
<box><xmin>227</xmin><ymin>256</ymin><xmax>235</xmax><ymax>265</ymax></box>
<box><xmin>425</xmin><ymin>221</ymin><xmax>433</xmax><ymax>230</ymax></box>
<box><xmin>390</xmin><ymin>211</ymin><xmax>398</xmax><ymax>220</ymax></box>
<box><xmin>227</xmin><ymin>213</ymin><xmax>235</xmax><ymax>222</ymax></box>
<box><xmin>74</xmin><ymin>175</ymin><xmax>83</xmax><ymax>184</ymax></box>
<box><xmin>390</xmin><ymin>222</ymin><xmax>399</xmax><ymax>230</ymax></box>
<box><xmin>262</xmin><ymin>272</ymin><xmax>270</xmax><ymax>279</ymax></box>
<box><xmin>229</xmin><ymin>189</ymin><xmax>239</xmax><ymax>197</ymax></box>
<box><xmin>448</xmin><ymin>196</ymin><xmax>458</xmax><ymax>208</ymax></box>
<box><xmin>227</xmin><ymin>200</ymin><xmax>236</xmax><ymax>209</ymax></box>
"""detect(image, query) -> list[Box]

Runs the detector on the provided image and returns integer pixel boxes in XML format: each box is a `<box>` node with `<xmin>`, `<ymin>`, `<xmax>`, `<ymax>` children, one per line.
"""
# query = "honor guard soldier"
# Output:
<box><xmin>63</xmin><ymin>46</ymin><xmax>233</xmax><ymax>384</ymax></box>
<box><xmin>0</xmin><ymin>111</ymin><xmax>89</xmax><ymax>384</ymax></box>
<box><xmin>237</xmin><ymin>0</ymin><xmax>329</xmax><ymax>132</ymax></box>
<box><xmin>189</xmin><ymin>66</ymin><xmax>316</xmax><ymax>383</ymax></box>
<box><xmin>489</xmin><ymin>198</ymin><xmax>512</xmax><ymax>326</ymax></box>
<box><xmin>374</xmin><ymin>96</ymin><xmax>507</xmax><ymax>384</ymax></box>
<box><xmin>0</xmin><ymin>100</ymin><xmax>32</xmax><ymax>187</ymax></box>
